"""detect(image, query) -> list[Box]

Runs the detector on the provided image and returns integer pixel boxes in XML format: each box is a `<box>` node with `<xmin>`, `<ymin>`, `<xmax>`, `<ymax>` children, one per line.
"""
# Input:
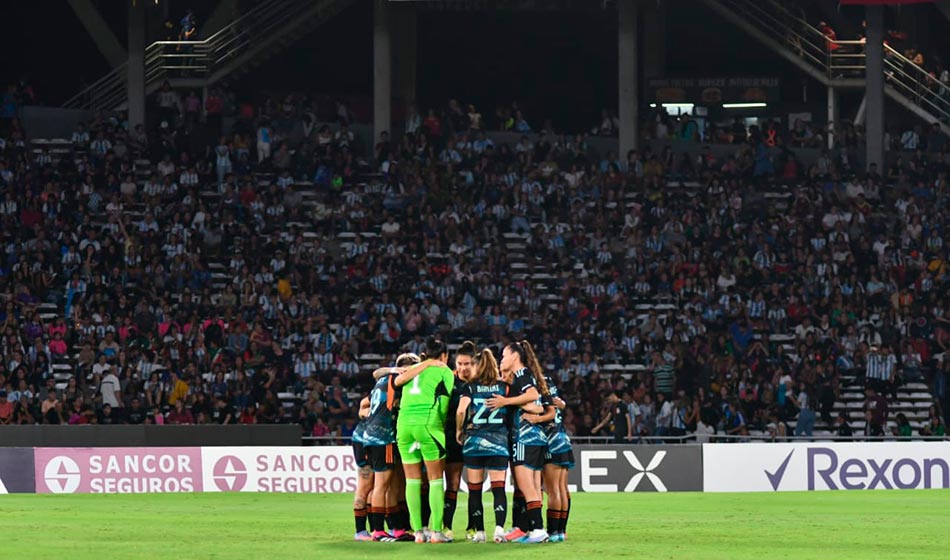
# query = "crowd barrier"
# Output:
<box><xmin>2</xmin><ymin>442</ymin><xmax>948</xmax><ymax>494</ymax></box>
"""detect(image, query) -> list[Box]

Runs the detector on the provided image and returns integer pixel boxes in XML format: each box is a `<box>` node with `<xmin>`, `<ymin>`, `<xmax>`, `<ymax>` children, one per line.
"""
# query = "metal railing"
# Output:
<box><xmin>710</xmin><ymin>0</ymin><xmax>950</xmax><ymax>124</ymax></box>
<box><xmin>63</xmin><ymin>0</ymin><xmax>331</xmax><ymax>112</ymax></box>
<box><xmin>882</xmin><ymin>44</ymin><xmax>950</xmax><ymax>124</ymax></box>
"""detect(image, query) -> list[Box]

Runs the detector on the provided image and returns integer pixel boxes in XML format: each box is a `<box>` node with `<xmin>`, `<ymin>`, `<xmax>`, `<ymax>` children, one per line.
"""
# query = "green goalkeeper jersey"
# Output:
<box><xmin>396</xmin><ymin>364</ymin><xmax>455</xmax><ymax>427</ymax></box>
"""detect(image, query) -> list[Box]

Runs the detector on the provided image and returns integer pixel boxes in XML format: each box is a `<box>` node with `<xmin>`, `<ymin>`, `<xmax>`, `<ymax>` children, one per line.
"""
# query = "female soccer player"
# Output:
<box><xmin>457</xmin><ymin>347</ymin><xmax>542</xmax><ymax>543</ymax></box>
<box><xmin>442</xmin><ymin>341</ymin><xmax>477</xmax><ymax>540</ymax></box>
<box><xmin>361</xmin><ymin>353</ymin><xmax>421</xmax><ymax>542</ymax></box>
<box><xmin>394</xmin><ymin>337</ymin><xmax>455</xmax><ymax>543</ymax></box>
<box><xmin>350</xmin><ymin>402</ymin><xmax>373</xmax><ymax>541</ymax></box>
<box><xmin>529</xmin><ymin>371</ymin><xmax>574</xmax><ymax>543</ymax></box>
<box><xmin>487</xmin><ymin>340</ymin><xmax>551</xmax><ymax>543</ymax></box>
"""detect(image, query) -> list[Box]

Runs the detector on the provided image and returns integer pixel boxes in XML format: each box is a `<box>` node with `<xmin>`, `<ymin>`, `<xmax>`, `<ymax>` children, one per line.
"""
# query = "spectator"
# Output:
<box><xmin>0</xmin><ymin>391</ymin><xmax>13</xmax><ymax>424</ymax></box>
<box><xmin>100</xmin><ymin>365</ymin><xmax>123</xmax><ymax>410</ymax></box>
<box><xmin>864</xmin><ymin>386</ymin><xmax>888</xmax><ymax>437</ymax></box>
<box><xmin>167</xmin><ymin>399</ymin><xmax>195</xmax><ymax>424</ymax></box>
<box><xmin>892</xmin><ymin>412</ymin><xmax>912</xmax><ymax>437</ymax></box>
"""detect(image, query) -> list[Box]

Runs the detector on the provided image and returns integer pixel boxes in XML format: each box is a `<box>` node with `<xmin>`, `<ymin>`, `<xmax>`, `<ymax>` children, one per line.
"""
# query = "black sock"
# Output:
<box><xmin>491</xmin><ymin>482</ymin><xmax>507</xmax><ymax>528</ymax></box>
<box><xmin>557</xmin><ymin>510</ymin><xmax>566</xmax><ymax>534</ymax></box>
<box><xmin>385</xmin><ymin>507</ymin><xmax>398</xmax><ymax>532</ymax></box>
<box><xmin>467</xmin><ymin>485</ymin><xmax>484</xmax><ymax>532</ymax></box>
<box><xmin>421</xmin><ymin>487</ymin><xmax>431</xmax><ymax>528</ymax></box>
<box><xmin>398</xmin><ymin>501</ymin><xmax>410</xmax><ymax>531</ymax></box>
<box><xmin>564</xmin><ymin>494</ymin><xmax>571</xmax><ymax>533</ymax></box>
<box><xmin>526</xmin><ymin>500</ymin><xmax>543</xmax><ymax>531</ymax></box>
<box><xmin>354</xmin><ymin>507</ymin><xmax>367</xmax><ymax>533</ymax></box>
<box><xmin>546</xmin><ymin>508</ymin><xmax>556</xmax><ymax>534</ymax></box>
<box><xmin>512</xmin><ymin>490</ymin><xmax>526</xmax><ymax>531</ymax></box>
<box><xmin>368</xmin><ymin>506</ymin><xmax>384</xmax><ymax>533</ymax></box>
<box><xmin>444</xmin><ymin>490</ymin><xmax>458</xmax><ymax>530</ymax></box>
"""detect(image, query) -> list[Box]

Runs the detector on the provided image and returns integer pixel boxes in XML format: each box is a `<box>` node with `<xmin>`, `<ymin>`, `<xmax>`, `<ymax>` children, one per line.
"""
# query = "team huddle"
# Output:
<box><xmin>350</xmin><ymin>338</ymin><xmax>573</xmax><ymax>544</ymax></box>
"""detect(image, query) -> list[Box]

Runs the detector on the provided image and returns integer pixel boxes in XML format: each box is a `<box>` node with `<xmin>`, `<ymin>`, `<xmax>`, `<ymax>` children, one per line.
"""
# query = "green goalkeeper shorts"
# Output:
<box><xmin>396</xmin><ymin>422</ymin><xmax>446</xmax><ymax>464</ymax></box>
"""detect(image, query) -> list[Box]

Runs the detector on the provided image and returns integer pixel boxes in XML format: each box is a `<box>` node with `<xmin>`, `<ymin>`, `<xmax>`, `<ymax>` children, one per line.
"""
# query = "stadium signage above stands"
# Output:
<box><xmin>567</xmin><ymin>445</ymin><xmax>703</xmax><ymax>493</ymax></box>
<box><xmin>647</xmin><ymin>76</ymin><xmax>781</xmax><ymax>105</ymax></box>
<box><xmin>0</xmin><ymin>448</ymin><xmax>36</xmax><ymax>494</ymax></box>
<box><xmin>703</xmin><ymin>443</ymin><xmax>950</xmax><ymax>492</ymax></box>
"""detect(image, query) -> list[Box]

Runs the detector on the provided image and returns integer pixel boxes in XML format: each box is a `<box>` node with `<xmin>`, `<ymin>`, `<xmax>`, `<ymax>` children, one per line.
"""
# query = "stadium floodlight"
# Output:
<box><xmin>648</xmin><ymin>103</ymin><xmax>695</xmax><ymax>111</ymax></box>
<box><xmin>722</xmin><ymin>103</ymin><xmax>767</xmax><ymax>109</ymax></box>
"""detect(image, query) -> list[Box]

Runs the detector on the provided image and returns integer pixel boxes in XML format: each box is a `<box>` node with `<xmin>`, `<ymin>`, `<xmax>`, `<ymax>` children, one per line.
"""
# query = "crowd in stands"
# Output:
<box><xmin>0</xmin><ymin>82</ymin><xmax>948</xmax><ymax>443</ymax></box>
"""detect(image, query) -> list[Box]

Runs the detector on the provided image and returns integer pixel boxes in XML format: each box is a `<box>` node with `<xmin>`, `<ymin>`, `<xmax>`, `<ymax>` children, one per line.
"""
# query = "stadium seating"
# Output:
<box><xmin>1</xmin><ymin>77</ymin><xmax>947</xmax><ymax>441</ymax></box>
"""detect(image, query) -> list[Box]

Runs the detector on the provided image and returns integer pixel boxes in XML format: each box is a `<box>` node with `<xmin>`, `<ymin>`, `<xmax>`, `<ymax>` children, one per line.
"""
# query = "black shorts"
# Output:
<box><xmin>445</xmin><ymin>438</ymin><xmax>464</xmax><ymax>465</ymax></box>
<box><xmin>366</xmin><ymin>443</ymin><xmax>398</xmax><ymax>472</ymax></box>
<box><xmin>352</xmin><ymin>442</ymin><xmax>368</xmax><ymax>468</ymax></box>
<box><xmin>512</xmin><ymin>443</ymin><xmax>546</xmax><ymax>471</ymax></box>
<box><xmin>464</xmin><ymin>455</ymin><xmax>509</xmax><ymax>471</ymax></box>
<box><xmin>545</xmin><ymin>450</ymin><xmax>575</xmax><ymax>469</ymax></box>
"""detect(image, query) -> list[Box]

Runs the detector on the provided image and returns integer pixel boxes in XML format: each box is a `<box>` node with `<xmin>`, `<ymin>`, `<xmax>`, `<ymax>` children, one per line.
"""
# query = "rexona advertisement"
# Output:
<box><xmin>200</xmin><ymin>447</ymin><xmax>358</xmax><ymax>493</ymax></box>
<box><xmin>703</xmin><ymin>442</ymin><xmax>950</xmax><ymax>492</ymax></box>
<box><xmin>34</xmin><ymin>447</ymin><xmax>202</xmax><ymax>494</ymax></box>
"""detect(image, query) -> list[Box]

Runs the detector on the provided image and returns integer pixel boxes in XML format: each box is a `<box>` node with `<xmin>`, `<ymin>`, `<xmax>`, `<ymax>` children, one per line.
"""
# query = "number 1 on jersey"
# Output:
<box><xmin>408</xmin><ymin>375</ymin><xmax>422</xmax><ymax>395</ymax></box>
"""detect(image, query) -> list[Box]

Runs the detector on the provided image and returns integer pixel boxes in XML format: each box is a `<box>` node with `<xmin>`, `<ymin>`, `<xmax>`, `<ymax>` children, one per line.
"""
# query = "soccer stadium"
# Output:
<box><xmin>1</xmin><ymin>0</ymin><xmax>949</xmax><ymax>558</ymax></box>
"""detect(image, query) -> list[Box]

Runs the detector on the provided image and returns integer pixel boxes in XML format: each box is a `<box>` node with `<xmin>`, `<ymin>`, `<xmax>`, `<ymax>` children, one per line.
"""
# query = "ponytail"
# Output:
<box><xmin>474</xmin><ymin>348</ymin><xmax>499</xmax><ymax>385</ymax></box>
<box><xmin>520</xmin><ymin>340</ymin><xmax>549</xmax><ymax>397</ymax></box>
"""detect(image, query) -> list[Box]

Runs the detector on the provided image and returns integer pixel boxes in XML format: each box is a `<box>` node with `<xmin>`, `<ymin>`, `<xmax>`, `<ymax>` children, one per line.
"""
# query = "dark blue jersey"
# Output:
<box><xmin>352</xmin><ymin>419</ymin><xmax>366</xmax><ymax>444</ymax></box>
<box><xmin>362</xmin><ymin>374</ymin><xmax>398</xmax><ymax>446</ymax></box>
<box><xmin>445</xmin><ymin>374</ymin><xmax>464</xmax><ymax>438</ymax></box>
<box><xmin>461</xmin><ymin>381</ymin><xmax>511</xmax><ymax>458</ymax></box>
<box><xmin>543</xmin><ymin>374</ymin><xmax>572</xmax><ymax>454</ymax></box>
<box><xmin>510</xmin><ymin>367</ymin><xmax>547</xmax><ymax>448</ymax></box>
<box><xmin>544</xmin><ymin>374</ymin><xmax>564</xmax><ymax>428</ymax></box>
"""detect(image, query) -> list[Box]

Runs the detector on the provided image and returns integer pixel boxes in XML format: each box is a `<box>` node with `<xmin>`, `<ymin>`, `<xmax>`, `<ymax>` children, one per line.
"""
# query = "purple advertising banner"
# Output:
<box><xmin>0</xmin><ymin>447</ymin><xmax>36</xmax><ymax>493</ymax></box>
<box><xmin>34</xmin><ymin>447</ymin><xmax>203</xmax><ymax>494</ymax></box>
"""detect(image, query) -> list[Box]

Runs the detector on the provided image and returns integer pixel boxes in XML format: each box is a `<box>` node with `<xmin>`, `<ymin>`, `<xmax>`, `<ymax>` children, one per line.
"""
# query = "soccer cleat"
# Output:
<box><xmin>548</xmin><ymin>532</ymin><xmax>563</xmax><ymax>543</ymax></box>
<box><xmin>493</xmin><ymin>526</ymin><xmax>507</xmax><ymax>543</ymax></box>
<box><xmin>429</xmin><ymin>531</ymin><xmax>451</xmax><ymax>544</ymax></box>
<box><xmin>393</xmin><ymin>531</ymin><xmax>415</xmax><ymax>542</ymax></box>
<box><xmin>372</xmin><ymin>531</ymin><xmax>393</xmax><ymax>542</ymax></box>
<box><xmin>414</xmin><ymin>531</ymin><xmax>427</xmax><ymax>544</ymax></box>
<box><xmin>442</xmin><ymin>529</ymin><xmax>454</xmax><ymax>542</ymax></box>
<box><xmin>472</xmin><ymin>531</ymin><xmax>487</xmax><ymax>543</ymax></box>
<box><xmin>354</xmin><ymin>531</ymin><xmax>373</xmax><ymax>541</ymax></box>
<box><xmin>520</xmin><ymin>529</ymin><xmax>549</xmax><ymax>543</ymax></box>
<box><xmin>423</xmin><ymin>527</ymin><xmax>431</xmax><ymax>541</ymax></box>
<box><xmin>504</xmin><ymin>528</ymin><xmax>527</xmax><ymax>542</ymax></box>
<box><xmin>466</xmin><ymin>529</ymin><xmax>477</xmax><ymax>541</ymax></box>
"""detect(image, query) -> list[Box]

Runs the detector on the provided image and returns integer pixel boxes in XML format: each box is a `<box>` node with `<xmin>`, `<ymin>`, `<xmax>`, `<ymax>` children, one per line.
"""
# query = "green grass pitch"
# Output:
<box><xmin>4</xmin><ymin>491</ymin><xmax>947</xmax><ymax>559</ymax></box>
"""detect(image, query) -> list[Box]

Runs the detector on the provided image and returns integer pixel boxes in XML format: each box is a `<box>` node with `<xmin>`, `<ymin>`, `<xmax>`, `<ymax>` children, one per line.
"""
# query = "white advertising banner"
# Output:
<box><xmin>703</xmin><ymin>442</ymin><xmax>950</xmax><ymax>492</ymax></box>
<box><xmin>200</xmin><ymin>446</ymin><xmax>359</xmax><ymax>493</ymax></box>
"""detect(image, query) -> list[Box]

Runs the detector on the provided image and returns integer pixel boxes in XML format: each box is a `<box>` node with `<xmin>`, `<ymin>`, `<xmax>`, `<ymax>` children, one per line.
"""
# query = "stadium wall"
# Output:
<box><xmin>0</xmin><ymin>425</ymin><xmax>301</xmax><ymax>448</ymax></box>
<box><xmin>4</xmin><ymin>442</ymin><xmax>949</xmax><ymax>495</ymax></box>
<box><xmin>21</xmin><ymin>106</ymin><xmax>94</xmax><ymax>140</ymax></box>
<box><xmin>222</xmin><ymin>119</ymin><xmax>832</xmax><ymax>169</ymax></box>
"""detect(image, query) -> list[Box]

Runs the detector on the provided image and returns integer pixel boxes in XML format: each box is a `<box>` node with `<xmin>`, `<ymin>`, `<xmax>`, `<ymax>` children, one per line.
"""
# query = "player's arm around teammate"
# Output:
<box><xmin>487</xmin><ymin>341</ymin><xmax>551</xmax><ymax>543</ymax></box>
<box><xmin>394</xmin><ymin>338</ymin><xmax>454</xmax><ymax>543</ymax></box>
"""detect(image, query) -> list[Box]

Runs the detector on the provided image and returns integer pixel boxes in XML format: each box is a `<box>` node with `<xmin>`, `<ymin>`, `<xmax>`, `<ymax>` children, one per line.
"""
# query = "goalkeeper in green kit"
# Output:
<box><xmin>393</xmin><ymin>337</ymin><xmax>454</xmax><ymax>544</ymax></box>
